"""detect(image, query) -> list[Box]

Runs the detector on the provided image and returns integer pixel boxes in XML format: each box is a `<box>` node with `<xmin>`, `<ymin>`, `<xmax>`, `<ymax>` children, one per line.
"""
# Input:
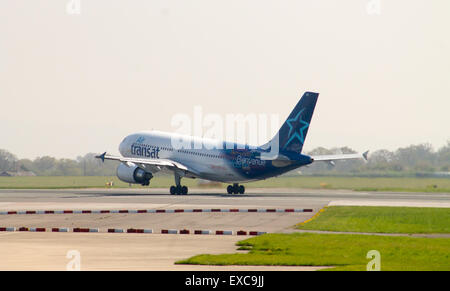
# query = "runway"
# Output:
<box><xmin>2</xmin><ymin>187</ymin><xmax>449</xmax><ymax>209</ymax></box>
<box><xmin>0</xmin><ymin>188</ymin><xmax>449</xmax><ymax>270</ymax></box>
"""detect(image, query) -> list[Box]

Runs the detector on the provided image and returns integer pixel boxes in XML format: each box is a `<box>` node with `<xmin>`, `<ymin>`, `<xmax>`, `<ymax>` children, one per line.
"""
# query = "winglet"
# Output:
<box><xmin>362</xmin><ymin>150</ymin><xmax>369</xmax><ymax>161</ymax></box>
<box><xmin>96</xmin><ymin>152</ymin><xmax>107</xmax><ymax>163</ymax></box>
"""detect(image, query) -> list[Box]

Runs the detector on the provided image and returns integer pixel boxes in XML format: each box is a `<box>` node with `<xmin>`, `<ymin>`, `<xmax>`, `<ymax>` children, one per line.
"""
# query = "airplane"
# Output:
<box><xmin>96</xmin><ymin>92</ymin><xmax>368</xmax><ymax>195</ymax></box>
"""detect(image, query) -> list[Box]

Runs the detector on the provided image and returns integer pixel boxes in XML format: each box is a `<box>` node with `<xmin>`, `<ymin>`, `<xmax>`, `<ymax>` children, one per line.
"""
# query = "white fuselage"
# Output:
<box><xmin>118</xmin><ymin>131</ymin><xmax>251</xmax><ymax>182</ymax></box>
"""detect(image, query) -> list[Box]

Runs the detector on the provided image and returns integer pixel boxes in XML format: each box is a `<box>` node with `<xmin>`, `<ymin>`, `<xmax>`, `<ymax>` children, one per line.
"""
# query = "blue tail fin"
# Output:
<box><xmin>275</xmin><ymin>92</ymin><xmax>319</xmax><ymax>154</ymax></box>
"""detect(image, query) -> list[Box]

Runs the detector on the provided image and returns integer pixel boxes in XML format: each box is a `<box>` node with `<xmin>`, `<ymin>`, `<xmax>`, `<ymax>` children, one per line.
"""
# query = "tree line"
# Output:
<box><xmin>0</xmin><ymin>151</ymin><xmax>117</xmax><ymax>176</ymax></box>
<box><xmin>0</xmin><ymin>141</ymin><xmax>449</xmax><ymax>177</ymax></box>
<box><xmin>302</xmin><ymin>142</ymin><xmax>450</xmax><ymax>176</ymax></box>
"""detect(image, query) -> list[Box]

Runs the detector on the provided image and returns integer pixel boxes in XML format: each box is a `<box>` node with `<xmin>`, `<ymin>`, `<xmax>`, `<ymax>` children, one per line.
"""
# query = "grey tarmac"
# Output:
<box><xmin>0</xmin><ymin>188</ymin><xmax>448</xmax><ymax>270</ymax></box>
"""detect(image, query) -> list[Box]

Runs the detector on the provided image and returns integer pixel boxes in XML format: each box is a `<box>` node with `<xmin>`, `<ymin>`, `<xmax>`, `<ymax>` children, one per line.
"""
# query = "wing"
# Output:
<box><xmin>95</xmin><ymin>152</ymin><xmax>199</xmax><ymax>177</ymax></box>
<box><xmin>311</xmin><ymin>150</ymin><xmax>369</xmax><ymax>162</ymax></box>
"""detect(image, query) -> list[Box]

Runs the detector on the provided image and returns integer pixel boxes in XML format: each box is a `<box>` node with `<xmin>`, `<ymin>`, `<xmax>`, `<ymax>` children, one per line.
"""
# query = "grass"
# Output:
<box><xmin>247</xmin><ymin>176</ymin><xmax>450</xmax><ymax>193</ymax></box>
<box><xmin>0</xmin><ymin>176</ymin><xmax>197</xmax><ymax>189</ymax></box>
<box><xmin>178</xmin><ymin>206</ymin><xmax>450</xmax><ymax>270</ymax></box>
<box><xmin>297</xmin><ymin>206</ymin><xmax>450</xmax><ymax>234</ymax></box>
<box><xmin>0</xmin><ymin>176</ymin><xmax>449</xmax><ymax>192</ymax></box>
<box><xmin>176</xmin><ymin>233</ymin><xmax>450</xmax><ymax>271</ymax></box>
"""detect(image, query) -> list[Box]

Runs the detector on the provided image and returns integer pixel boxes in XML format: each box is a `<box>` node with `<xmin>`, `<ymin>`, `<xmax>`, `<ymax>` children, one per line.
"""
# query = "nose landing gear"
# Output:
<box><xmin>227</xmin><ymin>183</ymin><xmax>245</xmax><ymax>194</ymax></box>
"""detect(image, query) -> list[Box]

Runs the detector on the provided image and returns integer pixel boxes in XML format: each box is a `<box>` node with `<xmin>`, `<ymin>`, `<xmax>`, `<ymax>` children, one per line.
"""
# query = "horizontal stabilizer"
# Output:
<box><xmin>311</xmin><ymin>150</ymin><xmax>369</xmax><ymax>162</ymax></box>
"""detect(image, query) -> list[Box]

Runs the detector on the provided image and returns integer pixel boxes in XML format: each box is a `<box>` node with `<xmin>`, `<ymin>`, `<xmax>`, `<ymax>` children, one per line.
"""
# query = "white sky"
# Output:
<box><xmin>0</xmin><ymin>0</ymin><xmax>449</xmax><ymax>159</ymax></box>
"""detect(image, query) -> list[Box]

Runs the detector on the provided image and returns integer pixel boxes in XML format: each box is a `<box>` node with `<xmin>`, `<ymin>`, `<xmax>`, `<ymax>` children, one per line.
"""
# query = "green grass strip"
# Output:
<box><xmin>177</xmin><ymin>233</ymin><xmax>450</xmax><ymax>271</ymax></box>
<box><xmin>1</xmin><ymin>176</ymin><xmax>450</xmax><ymax>192</ymax></box>
<box><xmin>297</xmin><ymin>206</ymin><xmax>450</xmax><ymax>234</ymax></box>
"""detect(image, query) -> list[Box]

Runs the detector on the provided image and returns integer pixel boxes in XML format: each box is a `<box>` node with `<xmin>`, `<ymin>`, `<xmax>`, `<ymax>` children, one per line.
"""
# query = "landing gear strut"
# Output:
<box><xmin>170</xmin><ymin>172</ymin><xmax>188</xmax><ymax>195</ymax></box>
<box><xmin>227</xmin><ymin>183</ymin><xmax>245</xmax><ymax>194</ymax></box>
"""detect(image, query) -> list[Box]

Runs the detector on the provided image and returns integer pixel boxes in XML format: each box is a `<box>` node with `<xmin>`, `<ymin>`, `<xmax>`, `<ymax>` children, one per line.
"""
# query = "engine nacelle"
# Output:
<box><xmin>116</xmin><ymin>163</ymin><xmax>153</xmax><ymax>185</ymax></box>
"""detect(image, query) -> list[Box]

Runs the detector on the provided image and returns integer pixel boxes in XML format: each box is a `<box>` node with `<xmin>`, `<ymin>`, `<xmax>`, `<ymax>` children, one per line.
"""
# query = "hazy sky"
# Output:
<box><xmin>1</xmin><ymin>0</ymin><xmax>449</xmax><ymax>159</ymax></box>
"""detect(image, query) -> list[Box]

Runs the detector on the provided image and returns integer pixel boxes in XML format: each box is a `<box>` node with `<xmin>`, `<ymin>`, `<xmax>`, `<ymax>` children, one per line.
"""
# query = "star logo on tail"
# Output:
<box><xmin>283</xmin><ymin>109</ymin><xmax>310</xmax><ymax>149</ymax></box>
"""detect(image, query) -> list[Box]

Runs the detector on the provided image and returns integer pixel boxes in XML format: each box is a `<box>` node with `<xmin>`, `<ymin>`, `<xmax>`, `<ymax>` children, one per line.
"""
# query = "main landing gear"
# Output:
<box><xmin>227</xmin><ymin>183</ymin><xmax>245</xmax><ymax>195</ymax></box>
<box><xmin>170</xmin><ymin>185</ymin><xmax>188</xmax><ymax>195</ymax></box>
<box><xmin>170</xmin><ymin>172</ymin><xmax>188</xmax><ymax>195</ymax></box>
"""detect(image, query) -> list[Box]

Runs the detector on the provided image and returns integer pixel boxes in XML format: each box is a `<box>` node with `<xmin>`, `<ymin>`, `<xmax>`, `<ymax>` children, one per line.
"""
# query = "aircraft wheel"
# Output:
<box><xmin>170</xmin><ymin>186</ymin><xmax>176</xmax><ymax>195</ymax></box>
<box><xmin>238</xmin><ymin>185</ymin><xmax>245</xmax><ymax>194</ymax></box>
<box><xmin>181</xmin><ymin>186</ymin><xmax>188</xmax><ymax>195</ymax></box>
<box><xmin>227</xmin><ymin>185</ymin><xmax>233</xmax><ymax>194</ymax></box>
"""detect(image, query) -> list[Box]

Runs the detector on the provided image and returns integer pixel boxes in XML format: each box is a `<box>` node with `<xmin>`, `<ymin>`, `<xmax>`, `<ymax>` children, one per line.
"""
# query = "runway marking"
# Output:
<box><xmin>0</xmin><ymin>208</ymin><xmax>314</xmax><ymax>215</ymax></box>
<box><xmin>0</xmin><ymin>226</ymin><xmax>266</xmax><ymax>236</ymax></box>
<box><xmin>296</xmin><ymin>206</ymin><xmax>328</xmax><ymax>227</ymax></box>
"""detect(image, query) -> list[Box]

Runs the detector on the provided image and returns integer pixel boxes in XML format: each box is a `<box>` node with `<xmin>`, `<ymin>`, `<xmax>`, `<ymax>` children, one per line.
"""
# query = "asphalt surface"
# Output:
<box><xmin>1</xmin><ymin>187</ymin><xmax>449</xmax><ymax>209</ymax></box>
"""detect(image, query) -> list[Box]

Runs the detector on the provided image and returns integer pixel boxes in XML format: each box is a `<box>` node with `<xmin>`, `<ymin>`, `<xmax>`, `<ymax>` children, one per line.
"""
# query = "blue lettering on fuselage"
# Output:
<box><xmin>234</xmin><ymin>154</ymin><xmax>265</xmax><ymax>168</ymax></box>
<box><xmin>131</xmin><ymin>143</ymin><xmax>160</xmax><ymax>159</ymax></box>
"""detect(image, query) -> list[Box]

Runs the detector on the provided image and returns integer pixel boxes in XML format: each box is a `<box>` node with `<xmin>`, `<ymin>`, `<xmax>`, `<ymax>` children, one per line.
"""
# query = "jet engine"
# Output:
<box><xmin>116</xmin><ymin>163</ymin><xmax>153</xmax><ymax>186</ymax></box>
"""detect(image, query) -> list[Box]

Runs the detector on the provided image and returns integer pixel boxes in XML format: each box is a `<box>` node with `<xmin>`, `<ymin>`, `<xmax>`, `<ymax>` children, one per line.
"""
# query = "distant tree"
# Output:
<box><xmin>437</xmin><ymin>141</ymin><xmax>450</xmax><ymax>171</ymax></box>
<box><xmin>18</xmin><ymin>159</ymin><xmax>34</xmax><ymax>172</ymax></box>
<box><xmin>307</xmin><ymin>147</ymin><xmax>334</xmax><ymax>156</ymax></box>
<box><xmin>32</xmin><ymin>156</ymin><xmax>57</xmax><ymax>175</ymax></box>
<box><xmin>0</xmin><ymin>149</ymin><xmax>18</xmax><ymax>171</ymax></box>
<box><xmin>394</xmin><ymin>143</ymin><xmax>435</xmax><ymax>172</ymax></box>
<box><xmin>76</xmin><ymin>153</ymin><xmax>117</xmax><ymax>176</ymax></box>
<box><xmin>369</xmin><ymin>149</ymin><xmax>395</xmax><ymax>163</ymax></box>
<box><xmin>2</xmin><ymin>139</ymin><xmax>450</xmax><ymax>177</ymax></box>
<box><xmin>367</xmin><ymin>149</ymin><xmax>395</xmax><ymax>171</ymax></box>
<box><xmin>55</xmin><ymin>159</ymin><xmax>82</xmax><ymax>176</ymax></box>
